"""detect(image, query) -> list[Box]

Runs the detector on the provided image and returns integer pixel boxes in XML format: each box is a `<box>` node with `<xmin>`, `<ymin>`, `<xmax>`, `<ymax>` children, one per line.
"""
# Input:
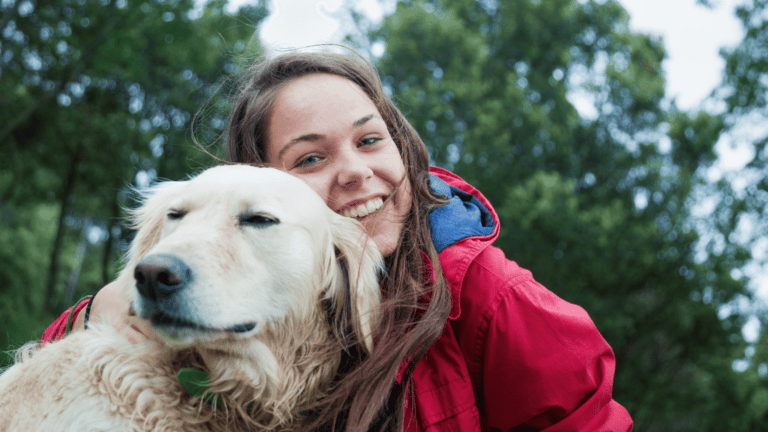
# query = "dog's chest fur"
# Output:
<box><xmin>0</xmin><ymin>326</ymin><xmax>261</xmax><ymax>432</ymax></box>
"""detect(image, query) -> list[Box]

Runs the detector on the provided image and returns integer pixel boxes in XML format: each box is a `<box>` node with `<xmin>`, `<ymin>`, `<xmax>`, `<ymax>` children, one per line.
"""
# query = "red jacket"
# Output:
<box><xmin>405</xmin><ymin>167</ymin><xmax>633</xmax><ymax>431</ymax></box>
<box><xmin>44</xmin><ymin>167</ymin><xmax>632</xmax><ymax>431</ymax></box>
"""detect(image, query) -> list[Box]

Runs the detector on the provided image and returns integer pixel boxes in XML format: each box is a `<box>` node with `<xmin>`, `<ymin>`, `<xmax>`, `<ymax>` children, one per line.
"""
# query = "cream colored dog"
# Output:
<box><xmin>0</xmin><ymin>165</ymin><xmax>382</xmax><ymax>431</ymax></box>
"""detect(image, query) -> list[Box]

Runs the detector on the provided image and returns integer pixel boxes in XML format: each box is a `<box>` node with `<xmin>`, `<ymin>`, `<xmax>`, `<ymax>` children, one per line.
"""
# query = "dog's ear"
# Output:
<box><xmin>124</xmin><ymin>180</ymin><xmax>188</xmax><ymax>265</ymax></box>
<box><xmin>324</xmin><ymin>215</ymin><xmax>383</xmax><ymax>354</ymax></box>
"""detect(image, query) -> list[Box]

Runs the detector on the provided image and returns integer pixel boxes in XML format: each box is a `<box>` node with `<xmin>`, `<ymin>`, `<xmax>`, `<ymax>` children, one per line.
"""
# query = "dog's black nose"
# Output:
<box><xmin>134</xmin><ymin>254</ymin><xmax>192</xmax><ymax>300</ymax></box>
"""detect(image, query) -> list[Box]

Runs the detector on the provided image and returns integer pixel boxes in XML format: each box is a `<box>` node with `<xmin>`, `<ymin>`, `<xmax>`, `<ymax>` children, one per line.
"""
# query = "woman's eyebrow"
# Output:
<box><xmin>289</xmin><ymin>133</ymin><xmax>324</xmax><ymax>144</ymax></box>
<box><xmin>354</xmin><ymin>114</ymin><xmax>377</xmax><ymax>128</ymax></box>
<box><xmin>278</xmin><ymin>114</ymin><xmax>382</xmax><ymax>159</ymax></box>
<box><xmin>277</xmin><ymin>133</ymin><xmax>323</xmax><ymax>160</ymax></box>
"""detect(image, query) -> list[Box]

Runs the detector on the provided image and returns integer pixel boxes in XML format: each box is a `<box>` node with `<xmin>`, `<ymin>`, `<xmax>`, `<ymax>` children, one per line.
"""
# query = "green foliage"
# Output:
<box><xmin>719</xmin><ymin>0</ymin><xmax>768</xmax><ymax>259</ymax></box>
<box><xmin>371</xmin><ymin>0</ymin><xmax>763</xmax><ymax>429</ymax></box>
<box><xmin>715</xmin><ymin>0</ymin><xmax>768</xmax><ymax>426</ymax></box>
<box><xmin>0</xmin><ymin>0</ymin><xmax>267</xmax><ymax>360</ymax></box>
<box><xmin>0</xmin><ymin>204</ymin><xmax>60</xmax><ymax>353</ymax></box>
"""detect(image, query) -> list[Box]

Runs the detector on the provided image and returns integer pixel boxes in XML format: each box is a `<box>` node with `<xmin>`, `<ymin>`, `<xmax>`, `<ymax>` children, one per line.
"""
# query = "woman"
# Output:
<box><xmin>45</xmin><ymin>49</ymin><xmax>633</xmax><ymax>431</ymax></box>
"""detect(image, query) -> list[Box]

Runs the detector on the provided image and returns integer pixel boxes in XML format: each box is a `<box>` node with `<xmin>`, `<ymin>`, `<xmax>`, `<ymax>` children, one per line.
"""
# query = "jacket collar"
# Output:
<box><xmin>428</xmin><ymin>173</ymin><xmax>495</xmax><ymax>253</ymax></box>
<box><xmin>427</xmin><ymin>166</ymin><xmax>501</xmax><ymax>319</ymax></box>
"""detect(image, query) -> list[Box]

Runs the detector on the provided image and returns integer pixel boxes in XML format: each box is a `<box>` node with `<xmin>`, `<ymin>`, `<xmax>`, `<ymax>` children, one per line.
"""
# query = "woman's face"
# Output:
<box><xmin>264</xmin><ymin>74</ymin><xmax>412</xmax><ymax>257</ymax></box>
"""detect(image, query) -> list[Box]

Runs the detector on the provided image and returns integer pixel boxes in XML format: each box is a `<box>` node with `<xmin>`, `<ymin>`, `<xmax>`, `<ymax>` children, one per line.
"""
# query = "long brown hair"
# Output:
<box><xmin>225</xmin><ymin>48</ymin><xmax>451</xmax><ymax>431</ymax></box>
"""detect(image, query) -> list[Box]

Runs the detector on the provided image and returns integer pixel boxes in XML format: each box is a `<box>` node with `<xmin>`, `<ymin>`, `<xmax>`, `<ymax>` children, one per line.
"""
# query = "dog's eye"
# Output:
<box><xmin>167</xmin><ymin>210</ymin><xmax>187</xmax><ymax>220</ymax></box>
<box><xmin>239</xmin><ymin>213</ymin><xmax>279</xmax><ymax>227</ymax></box>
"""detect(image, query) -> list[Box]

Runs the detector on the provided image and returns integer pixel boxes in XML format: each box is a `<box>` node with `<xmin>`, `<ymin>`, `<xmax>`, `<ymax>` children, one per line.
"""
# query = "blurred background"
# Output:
<box><xmin>2</xmin><ymin>0</ymin><xmax>768</xmax><ymax>429</ymax></box>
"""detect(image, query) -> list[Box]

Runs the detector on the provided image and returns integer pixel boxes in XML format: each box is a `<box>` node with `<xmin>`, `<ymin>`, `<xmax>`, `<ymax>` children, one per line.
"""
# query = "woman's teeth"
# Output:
<box><xmin>342</xmin><ymin>197</ymin><xmax>384</xmax><ymax>219</ymax></box>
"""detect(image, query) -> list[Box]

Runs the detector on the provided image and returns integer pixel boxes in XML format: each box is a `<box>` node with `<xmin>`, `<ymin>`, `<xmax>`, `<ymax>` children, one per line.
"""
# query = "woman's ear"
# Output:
<box><xmin>324</xmin><ymin>215</ymin><xmax>383</xmax><ymax>354</ymax></box>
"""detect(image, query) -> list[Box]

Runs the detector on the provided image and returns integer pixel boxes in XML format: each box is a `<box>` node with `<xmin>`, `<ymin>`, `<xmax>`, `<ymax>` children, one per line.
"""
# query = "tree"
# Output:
<box><xmin>0</xmin><ymin>0</ymin><xmax>267</xmax><ymax>356</ymax></box>
<box><xmin>369</xmin><ymin>0</ymin><xmax>756</xmax><ymax>429</ymax></box>
<box><xmin>704</xmin><ymin>0</ymin><xmax>768</xmax><ymax>427</ymax></box>
<box><xmin>718</xmin><ymin>0</ymin><xmax>768</xmax><ymax>314</ymax></box>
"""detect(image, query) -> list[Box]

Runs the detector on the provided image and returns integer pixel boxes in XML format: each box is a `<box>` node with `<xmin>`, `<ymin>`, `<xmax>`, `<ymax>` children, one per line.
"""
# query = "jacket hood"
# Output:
<box><xmin>428</xmin><ymin>166</ymin><xmax>501</xmax><ymax>319</ymax></box>
<box><xmin>428</xmin><ymin>173</ymin><xmax>496</xmax><ymax>253</ymax></box>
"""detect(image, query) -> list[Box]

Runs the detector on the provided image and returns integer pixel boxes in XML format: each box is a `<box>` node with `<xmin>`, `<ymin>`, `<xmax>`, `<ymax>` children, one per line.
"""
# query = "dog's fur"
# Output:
<box><xmin>0</xmin><ymin>165</ymin><xmax>383</xmax><ymax>431</ymax></box>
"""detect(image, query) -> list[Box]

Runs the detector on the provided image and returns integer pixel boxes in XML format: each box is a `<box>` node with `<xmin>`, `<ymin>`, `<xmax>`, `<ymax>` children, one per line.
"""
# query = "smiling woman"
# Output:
<box><xmin>226</xmin><ymin>50</ymin><xmax>451</xmax><ymax>431</ymax></box>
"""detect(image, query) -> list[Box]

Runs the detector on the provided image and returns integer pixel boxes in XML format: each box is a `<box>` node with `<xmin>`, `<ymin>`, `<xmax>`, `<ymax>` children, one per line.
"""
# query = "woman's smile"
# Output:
<box><xmin>337</xmin><ymin>195</ymin><xmax>383</xmax><ymax>218</ymax></box>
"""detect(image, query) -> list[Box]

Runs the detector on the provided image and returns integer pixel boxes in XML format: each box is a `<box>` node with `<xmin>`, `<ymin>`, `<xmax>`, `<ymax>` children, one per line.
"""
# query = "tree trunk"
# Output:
<box><xmin>44</xmin><ymin>146</ymin><xmax>83</xmax><ymax>314</ymax></box>
<box><xmin>65</xmin><ymin>233</ymin><xmax>88</xmax><ymax>306</ymax></box>
<box><xmin>101</xmin><ymin>193</ymin><xmax>120</xmax><ymax>286</ymax></box>
<box><xmin>0</xmin><ymin>137</ymin><xmax>22</xmax><ymax>203</ymax></box>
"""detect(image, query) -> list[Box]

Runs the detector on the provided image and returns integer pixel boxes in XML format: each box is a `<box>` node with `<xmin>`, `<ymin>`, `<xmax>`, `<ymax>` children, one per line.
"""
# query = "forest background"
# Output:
<box><xmin>2</xmin><ymin>0</ymin><xmax>768</xmax><ymax>429</ymax></box>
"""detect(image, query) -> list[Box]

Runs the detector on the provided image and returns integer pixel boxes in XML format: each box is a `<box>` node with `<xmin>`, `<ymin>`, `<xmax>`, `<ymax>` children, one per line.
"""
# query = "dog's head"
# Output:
<box><xmin>116</xmin><ymin>165</ymin><xmax>382</xmax><ymax>421</ymax></box>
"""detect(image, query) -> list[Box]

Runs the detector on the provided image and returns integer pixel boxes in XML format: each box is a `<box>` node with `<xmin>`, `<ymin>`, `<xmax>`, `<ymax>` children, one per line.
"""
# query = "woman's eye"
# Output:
<box><xmin>295</xmin><ymin>154</ymin><xmax>321</xmax><ymax>168</ymax></box>
<box><xmin>360</xmin><ymin>136</ymin><xmax>382</xmax><ymax>147</ymax></box>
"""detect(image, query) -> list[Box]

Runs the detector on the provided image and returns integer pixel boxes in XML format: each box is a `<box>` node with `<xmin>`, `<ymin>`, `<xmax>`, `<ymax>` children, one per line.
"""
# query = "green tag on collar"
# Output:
<box><xmin>177</xmin><ymin>367</ymin><xmax>223</xmax><ymax>406</ymax></box>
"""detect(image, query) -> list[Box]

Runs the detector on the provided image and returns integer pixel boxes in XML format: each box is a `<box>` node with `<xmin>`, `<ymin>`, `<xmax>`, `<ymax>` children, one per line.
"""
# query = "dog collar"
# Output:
<box><xmin>177</xmin><ymin>367</ymin><xmax>224</xmax><ymax>406</ymax></box>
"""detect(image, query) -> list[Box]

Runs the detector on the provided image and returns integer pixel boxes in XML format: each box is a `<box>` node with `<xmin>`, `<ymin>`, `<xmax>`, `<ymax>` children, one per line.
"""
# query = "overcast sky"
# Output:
<box><xmin>618</xmin><ymin>0</ymin><xmax>744</xmax><ymax>110</ymax></box>
<box><xmin>252</xmin><ymin>0</ymin><xmax>746</xmax><ymax>112</ymax></box>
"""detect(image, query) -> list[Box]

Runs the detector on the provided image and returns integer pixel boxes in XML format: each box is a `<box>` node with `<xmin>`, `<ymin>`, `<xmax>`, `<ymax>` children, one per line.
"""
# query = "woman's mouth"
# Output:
<box><xmin>341</xmin><ymin>197</ymin><xmax>385</xmax><ymax>219</ymax></box>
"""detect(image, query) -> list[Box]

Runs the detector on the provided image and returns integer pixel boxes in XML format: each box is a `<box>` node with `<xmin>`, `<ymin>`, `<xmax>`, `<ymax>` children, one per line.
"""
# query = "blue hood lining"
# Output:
<box><xmin>428</xmin><ymin>174</ymin><xmax>495</xmax><ymax>253</ymax></box>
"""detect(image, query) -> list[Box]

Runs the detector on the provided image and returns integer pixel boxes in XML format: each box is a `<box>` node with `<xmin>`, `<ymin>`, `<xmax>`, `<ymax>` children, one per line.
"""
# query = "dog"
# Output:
<box><xmin>0</xmin><ymin>165</ymin><xmax>383</xmax><ymax>431</ymax></box>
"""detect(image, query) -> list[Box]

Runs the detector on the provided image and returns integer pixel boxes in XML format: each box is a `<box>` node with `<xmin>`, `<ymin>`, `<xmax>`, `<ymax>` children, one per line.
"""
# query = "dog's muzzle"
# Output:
<box><xmin>134</xmin><ymin>254</ymin><xmax>256</xmax><ymax>335</ymax></box>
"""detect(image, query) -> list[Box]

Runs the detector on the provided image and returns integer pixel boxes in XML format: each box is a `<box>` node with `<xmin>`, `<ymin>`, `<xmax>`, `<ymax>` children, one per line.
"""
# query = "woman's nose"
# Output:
<box><xmin>335</xmin><ymin>149</ymin><xmax>373</xmax><ymax>189</ymax></box>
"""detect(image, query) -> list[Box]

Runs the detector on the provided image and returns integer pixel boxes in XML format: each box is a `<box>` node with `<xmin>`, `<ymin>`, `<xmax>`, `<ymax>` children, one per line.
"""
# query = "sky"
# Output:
<box><xmin>252</xmin><ymin>0</ymin><xmax>746</xmax><ymax>112</ymax></box>
<box><xmin>255</xmin><ymin>0</ymin><xmax>384</xmax><ymax>50</ymax></box>
<box><xmin>618</xmin><ymin>0</ymin><xmax>744</xmax><ymax>110</ymax></box>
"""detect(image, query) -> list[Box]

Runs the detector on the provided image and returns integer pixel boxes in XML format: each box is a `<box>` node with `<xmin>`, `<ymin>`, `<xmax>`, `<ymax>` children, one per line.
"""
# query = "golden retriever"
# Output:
<box><xmin>0</xmin><ymin>165</ymin><xmax>382</xmax><ymax>431</ymax></box>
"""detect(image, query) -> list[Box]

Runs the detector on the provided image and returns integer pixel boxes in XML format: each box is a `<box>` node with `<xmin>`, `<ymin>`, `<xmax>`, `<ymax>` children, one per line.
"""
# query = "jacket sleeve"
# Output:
<box><xmin>458</xmin><ymin>248</ymin><xmax>633</xmax><ymax>431</ymax></box>
<box><xmin>41</xmin><ymin>298</ymin><xmax>90</xmax><ymax>343</ymax></box>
